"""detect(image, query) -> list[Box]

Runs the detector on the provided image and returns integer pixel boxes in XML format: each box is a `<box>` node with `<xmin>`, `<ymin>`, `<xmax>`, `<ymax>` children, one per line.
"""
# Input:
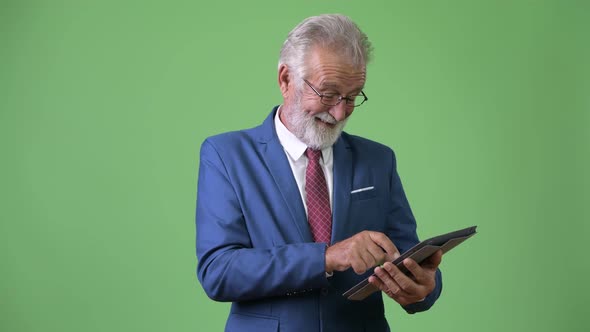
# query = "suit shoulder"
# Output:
<box><xmin>200</xmin><ymin>125</ymin><xmax>261</xmax><ymax>154</ymax></box>
<box><xmin>203</xmin><ymin>128</ymin><xmax>253</xmax><ymax>145</ymax></box>
<box><xmin>341</xmin><ymin>132</ymin><xmax>396</xmax><ymax>156</ymax></box>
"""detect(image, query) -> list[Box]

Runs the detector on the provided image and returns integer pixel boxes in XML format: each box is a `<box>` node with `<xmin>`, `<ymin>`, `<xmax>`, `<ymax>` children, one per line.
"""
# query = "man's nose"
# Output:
<box><xmin>329</xmin><ymin>102</ymin><xmax>351</xmax><ymax>122</ymax></box>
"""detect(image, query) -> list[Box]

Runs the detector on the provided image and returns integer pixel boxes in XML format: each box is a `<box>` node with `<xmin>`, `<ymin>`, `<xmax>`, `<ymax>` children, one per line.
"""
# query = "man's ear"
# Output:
<box><xmin>278</xmin><ymin>64</ymin><xmax>291</xmax><ymax>98</ymax></box>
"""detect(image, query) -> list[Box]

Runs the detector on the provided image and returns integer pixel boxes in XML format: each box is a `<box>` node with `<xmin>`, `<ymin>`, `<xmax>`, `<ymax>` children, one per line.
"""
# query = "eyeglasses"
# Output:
<box><xmin>303</xmin><ymin>79</ymin><xmax>368</xmax><ymax>108</ymax></box>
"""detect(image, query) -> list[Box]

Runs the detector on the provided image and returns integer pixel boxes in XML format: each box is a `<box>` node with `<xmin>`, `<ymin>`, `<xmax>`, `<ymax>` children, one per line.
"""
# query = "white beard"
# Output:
<box><xmin>283</xmin><ymin>98</ymin><xmax>348</xmax><ymax>150</ymax></box>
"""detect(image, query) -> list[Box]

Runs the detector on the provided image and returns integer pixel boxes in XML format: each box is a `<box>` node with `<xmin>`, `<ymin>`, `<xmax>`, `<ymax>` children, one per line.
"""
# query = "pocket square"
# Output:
<box><xmin>350</xmin><ymin>186</ymin><xmax>374</xmax><ymax>194</ymax></box>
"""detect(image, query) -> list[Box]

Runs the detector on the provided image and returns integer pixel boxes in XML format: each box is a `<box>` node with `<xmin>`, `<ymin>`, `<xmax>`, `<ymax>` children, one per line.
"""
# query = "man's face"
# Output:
<box><xmin>281</xmin><ymin>47</ymin><xmax>366</xmax><ymax>150</ymax></box>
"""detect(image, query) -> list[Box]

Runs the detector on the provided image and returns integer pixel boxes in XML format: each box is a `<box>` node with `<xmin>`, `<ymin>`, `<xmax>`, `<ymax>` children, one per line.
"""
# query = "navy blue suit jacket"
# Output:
<box><xmin>196</xmin><ymin>107</ymin><xmax>442</xmax><ymax>332</ymax></box>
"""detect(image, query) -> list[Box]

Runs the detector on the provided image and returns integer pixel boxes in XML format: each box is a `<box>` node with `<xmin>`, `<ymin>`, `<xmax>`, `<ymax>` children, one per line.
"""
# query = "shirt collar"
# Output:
<box><xmin>274</xmin><ymin>106</ymin><xmax>333</xmax><ymax>163</ymax></box>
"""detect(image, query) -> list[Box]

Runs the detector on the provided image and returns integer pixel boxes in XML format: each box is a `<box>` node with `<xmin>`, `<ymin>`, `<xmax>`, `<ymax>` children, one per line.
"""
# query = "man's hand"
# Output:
<box><xmin>325</xmin><ymin>231</ymin><xmax>400</xmax><ymax>274</ymax></box>
<box><xmin>368</xmin><ymin>250</ymin><xmax>442</xmax><ymax>306</ymax></box>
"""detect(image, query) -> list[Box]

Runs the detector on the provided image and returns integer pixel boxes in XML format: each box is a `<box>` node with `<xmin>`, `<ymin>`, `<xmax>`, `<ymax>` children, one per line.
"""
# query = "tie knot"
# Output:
<box><xmin>305</xmin><ymin>148</ymin><xmax>322</xmax><ymax>163</ymax></box>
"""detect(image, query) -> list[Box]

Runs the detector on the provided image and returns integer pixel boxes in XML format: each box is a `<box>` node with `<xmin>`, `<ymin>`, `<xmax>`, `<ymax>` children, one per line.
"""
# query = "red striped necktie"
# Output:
<box><xmin>305</xmin><ymin>148</ymin><xmax>332</xmax><ymax>244</ymax></box>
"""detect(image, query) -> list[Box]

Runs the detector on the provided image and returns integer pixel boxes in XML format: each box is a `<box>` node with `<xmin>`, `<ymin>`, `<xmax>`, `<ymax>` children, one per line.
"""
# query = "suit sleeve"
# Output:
<box><xmin>195</xmin><ymin>139</ymin><xmax>329</xmax><ymax>302</ymax></box>
<box><xmin>385</xmin><ymin>148</ymin><xmax>443</xmax><ymax>314</ymax></box>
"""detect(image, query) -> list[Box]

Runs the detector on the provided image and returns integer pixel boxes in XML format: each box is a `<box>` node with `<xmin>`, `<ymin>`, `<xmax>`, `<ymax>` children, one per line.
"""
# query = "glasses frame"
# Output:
<box><xmin>303</xmin><ymin>79</ymin><xmax>368</xmax><ymax>108</ymax></box>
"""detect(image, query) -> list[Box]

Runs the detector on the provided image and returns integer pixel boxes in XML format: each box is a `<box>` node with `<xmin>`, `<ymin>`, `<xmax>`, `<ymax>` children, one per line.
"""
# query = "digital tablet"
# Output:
<box><xmin>343</xmin><ymin>225</ymin><xmax>477</xmax><ymax>301</ymax></box>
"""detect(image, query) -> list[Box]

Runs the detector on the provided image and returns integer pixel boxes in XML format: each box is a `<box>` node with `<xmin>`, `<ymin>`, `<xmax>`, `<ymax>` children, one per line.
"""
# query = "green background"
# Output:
<box><xmin>2</xmin><ymin>0</ymin><xmax>589</xmax><ymax>331</ymax></box>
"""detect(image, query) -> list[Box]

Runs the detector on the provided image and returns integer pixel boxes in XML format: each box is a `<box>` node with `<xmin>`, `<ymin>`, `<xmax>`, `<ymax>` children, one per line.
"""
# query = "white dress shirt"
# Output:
<box><xmin>274</xmin><ymin>107</ymin><xmax>334</xmax><ymax>213</ymax></box>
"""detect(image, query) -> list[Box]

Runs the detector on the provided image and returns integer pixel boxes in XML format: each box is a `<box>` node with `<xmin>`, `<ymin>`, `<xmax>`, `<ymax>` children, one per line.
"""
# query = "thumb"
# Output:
<box><xmin>422</xmin><ymin>250</ymin><xmax>442</xmax><ymax>270</ymax></box>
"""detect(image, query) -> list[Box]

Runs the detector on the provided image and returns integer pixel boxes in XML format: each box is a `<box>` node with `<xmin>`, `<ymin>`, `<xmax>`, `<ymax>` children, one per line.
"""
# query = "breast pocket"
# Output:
<box><xmin>348</xmin><ymin>186</ymin><xmax>386</xmax><ymax>233</ymax></box>
<box><xmin>350</xmin><ymin>186</ymin><xmax>377</xmax><ymax>201</ymax></box>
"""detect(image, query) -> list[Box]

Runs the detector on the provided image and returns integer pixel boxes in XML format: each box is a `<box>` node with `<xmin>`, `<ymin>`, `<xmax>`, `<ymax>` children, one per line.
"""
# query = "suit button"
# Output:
<box><xmin>321</xmin><ymin>288</ymin><xmax>329</xmax><ymax>296</ymax></box>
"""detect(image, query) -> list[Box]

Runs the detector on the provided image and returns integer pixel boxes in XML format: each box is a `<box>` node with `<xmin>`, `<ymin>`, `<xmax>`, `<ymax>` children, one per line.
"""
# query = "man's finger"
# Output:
<box><xmin>366</xmin><ymin>241</ymin><xmax>388</xmax><ymax>266</ymax></box>
<box><xmin>382</xmin><ymin>262</ymin><xmax>416</xmax><ymax>293</ymax></box>
<box><xmin>373</xmin><ymin>267</ymin><xmax>399</xmax><ymax>294</ymax></box>
<box><xmin>368</xmin><ymin>275</ymin><xmax>386</xmax><ymax>292</ymax></box>
<box><xmin>349</xmin><ymin>249</ymin><xmax>372</xmax><ymax>274</ymax></box>
<box><xmin>402</xmin><ymin>258</ymin><xmax>425</xmax><ymax>282</ymax></box>
<box><xmin>421</xmin><ymin>250</ymin><xmax>443</xmax><ymax>270</ymax></box>
<box><xmin>368</xmin><ymin>232</ymin><xmax>400</xmax><ymax>261</ymax></box>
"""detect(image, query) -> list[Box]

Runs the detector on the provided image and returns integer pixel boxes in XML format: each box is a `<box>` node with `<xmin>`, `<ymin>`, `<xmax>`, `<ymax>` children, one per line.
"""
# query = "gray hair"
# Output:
<box><xmin>278</xmin><ymin>14</ymin><xmax>373</xmax><ymax>83</ymax></box>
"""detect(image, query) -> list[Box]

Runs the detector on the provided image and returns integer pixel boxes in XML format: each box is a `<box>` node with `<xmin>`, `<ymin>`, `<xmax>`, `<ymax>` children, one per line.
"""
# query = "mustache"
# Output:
<box><xmin>314</xmin><ymin>112</ymin><xmax>337</xmax><ymax>124</ymax></box>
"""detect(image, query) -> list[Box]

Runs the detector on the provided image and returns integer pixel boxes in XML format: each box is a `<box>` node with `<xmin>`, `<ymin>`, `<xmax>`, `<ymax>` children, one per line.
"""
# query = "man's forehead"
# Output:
<box><xmin>310</xmin><ymin>63</ymin><xmax>366</xmax><ymax>87</ymax></box>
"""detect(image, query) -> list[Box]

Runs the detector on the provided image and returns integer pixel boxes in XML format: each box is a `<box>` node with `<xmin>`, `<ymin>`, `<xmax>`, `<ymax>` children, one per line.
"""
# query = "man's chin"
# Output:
<box><xmin>284</xmin><ymin>105</ymin><xmax>347</xmax><ymax>149</ymax></box>
<box><xmin>303</xmin><ymin>123</ymin><xmax>346</xmax><ymax>149</ymax></box>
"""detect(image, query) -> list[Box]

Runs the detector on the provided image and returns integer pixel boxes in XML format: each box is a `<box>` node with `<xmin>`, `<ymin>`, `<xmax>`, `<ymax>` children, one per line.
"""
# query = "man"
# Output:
<box><xmin>196</xmin><ymin>14</ymin><xmax>443</xmax><ymax>332</ymax></box>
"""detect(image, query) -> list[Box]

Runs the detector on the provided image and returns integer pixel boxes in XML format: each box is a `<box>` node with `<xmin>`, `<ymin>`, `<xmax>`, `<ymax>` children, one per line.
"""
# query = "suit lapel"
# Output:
<box><xmin>331</xmin><ymin>136</ymin><xmax>352</xmax><ymax>243</ymax></box>
<box><xmin>259</xmin><ymin>108</ymin><xmax>313</xmax><ymax>242</ymax></box>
